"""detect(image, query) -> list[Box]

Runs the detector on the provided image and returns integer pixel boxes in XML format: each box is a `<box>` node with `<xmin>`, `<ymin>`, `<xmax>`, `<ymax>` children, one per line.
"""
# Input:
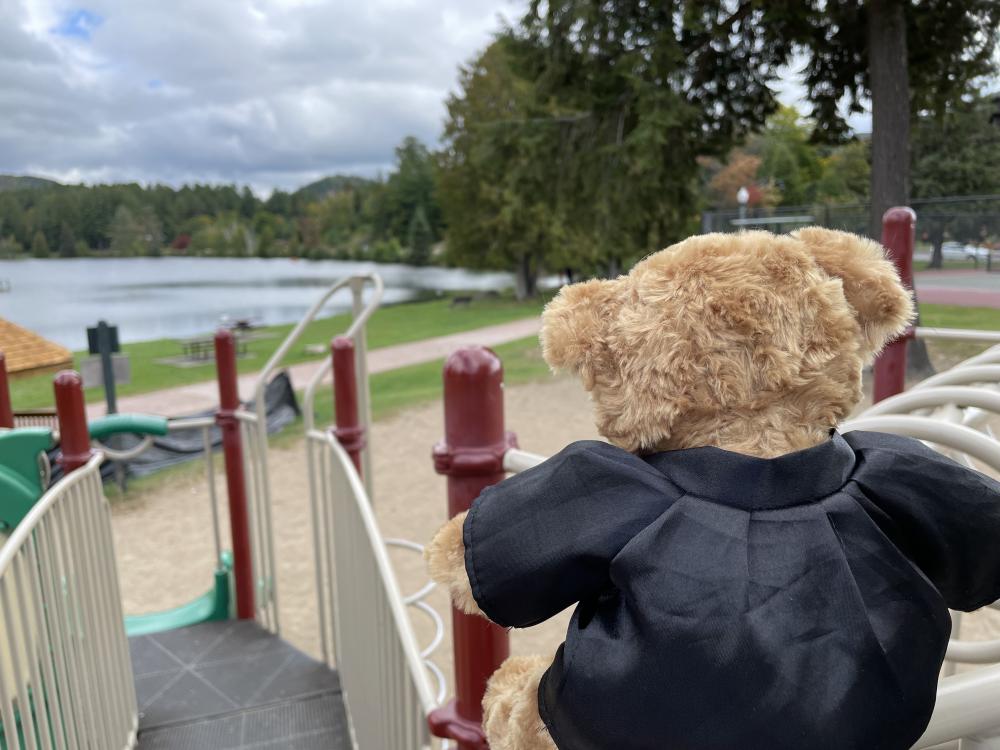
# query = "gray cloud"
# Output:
<box><xmin>0</xmin><ymin>1</ymin><xmax>869</xmax><ymax>194</ymax></box>
<box><xmin>0</xmin><ymin>0</ymin><xmax>517</xmax><ymax>193</ymax></box>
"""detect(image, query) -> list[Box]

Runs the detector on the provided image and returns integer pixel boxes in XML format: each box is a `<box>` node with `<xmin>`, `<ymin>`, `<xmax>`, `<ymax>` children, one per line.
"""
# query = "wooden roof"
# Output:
<box><xmin>0</xmin><ymin>318</ymin><xmax>72</xmax><ymax>378</ymax></box>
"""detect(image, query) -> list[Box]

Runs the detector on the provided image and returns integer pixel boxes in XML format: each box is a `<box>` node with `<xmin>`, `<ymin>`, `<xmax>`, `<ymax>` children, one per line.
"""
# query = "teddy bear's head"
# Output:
<box><xmin>540</xmin><ymin>228</ymin><xmax>914</xmax><ymax>458</ymax></box>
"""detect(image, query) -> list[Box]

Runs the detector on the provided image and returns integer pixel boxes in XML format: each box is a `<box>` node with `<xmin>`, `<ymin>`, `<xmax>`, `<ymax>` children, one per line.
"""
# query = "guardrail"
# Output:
<box><xmin>306</xmin><ymin>430</ymin><xmax>439</xmax><ymax>749</ymax></box>
<box><xmin>0</xmin><ymin>452</ymin><xmax>138</xmax><ymax>750</ymax></box>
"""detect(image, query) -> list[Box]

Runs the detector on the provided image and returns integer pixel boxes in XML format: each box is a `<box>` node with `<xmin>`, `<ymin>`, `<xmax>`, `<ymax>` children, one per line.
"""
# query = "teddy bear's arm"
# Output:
<box><xmin>425</xmin><ymin>511</ymin><xmax>485</xmax><ymax>617</ymax></box>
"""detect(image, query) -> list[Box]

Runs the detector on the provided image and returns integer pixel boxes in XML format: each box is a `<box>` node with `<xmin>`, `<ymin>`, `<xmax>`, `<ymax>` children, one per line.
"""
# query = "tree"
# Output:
<box><xmin>749</xmin><ymin>107</ymin><xmax>824</xmax><ymax>206</ymax></box>
<box><xmin>31</xmin><ymin>230</ymin><xmax>49</xmax><ymax>258</ymax></box>
<box><xmin>911</xmin><ymin>94</ymin><xmax>1000</xmax><ymax>268</ymax></box>
<box><xmin>512</xmin><ymin>1</ymin><xmax>791</xmax><ymax>276</ymax></box>
<box><xmin>756</xmin><ymin>1</ymin><xmax>999</xmax><ymax>236</ymax></box>
<box><xmin>109</xmin><ymin>205</ymin><xmax>141</xmax><ymax>255</ymax></box>
<box><xmin>58</xmin><ymin>222</ymin><xmax>77</xmax><ymax>257</ymax></box>
<box><xmin>439</xmin><ymin>37</ymin><xmax>566</xmax><ymax>298</ymax></box>
<box><xmin>407</xmin><ymin>206</ymin><xmax>433</xmax><ymax>266</ymax></box>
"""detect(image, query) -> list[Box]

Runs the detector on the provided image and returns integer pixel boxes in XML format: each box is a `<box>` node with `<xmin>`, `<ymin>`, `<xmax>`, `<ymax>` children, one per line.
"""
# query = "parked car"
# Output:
<box><xmin>941</xmin><ymin>241</ymin><xmax>991</xmax><ymax>261</ymax></box>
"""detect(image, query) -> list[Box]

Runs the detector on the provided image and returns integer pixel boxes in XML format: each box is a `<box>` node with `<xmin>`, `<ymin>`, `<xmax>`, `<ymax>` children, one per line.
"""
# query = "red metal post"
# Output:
<box><xmin>0</xmin><ymin>352</ymin><xmax>13</xmax><ymax>429</ymax></box>
<box><xmin>428</xmin><ymin>347</ymin><xmax>515</xmax><ymax>750</ymax></box>
<box><xmin>214</xmin><ymin>329</ymin><xmax>255</xmax><ymax>619</ymax></box>
<box><xmin>54</xmin><ymin>371</ymin><xmax>93</xmax><ymax>473</ymax></box>
<box><xmin>873</xmin><ymin>206</ymin><xmax>917</xmax><ymax>402</ymax></box>
<box><xmin>331</xmin><ymin>336</ymin><xmax>365</xmax><ymax>476</ymax></box>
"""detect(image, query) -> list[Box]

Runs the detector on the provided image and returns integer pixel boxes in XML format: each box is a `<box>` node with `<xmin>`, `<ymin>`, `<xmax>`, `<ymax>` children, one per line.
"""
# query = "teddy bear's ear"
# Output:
<box><xmin>792</xmin><ymin>227</ymin><xmax>915</xmax><ymax>356</ymax></box>
<box><xmin>540</xmin><ymin>278</ymin><xmax>623</xmax><ymax>377</ymax></box>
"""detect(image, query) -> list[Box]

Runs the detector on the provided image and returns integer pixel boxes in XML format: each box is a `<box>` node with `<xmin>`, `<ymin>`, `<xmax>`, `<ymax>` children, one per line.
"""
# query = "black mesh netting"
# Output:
<box><xmin>48</xmin><ymin>371</ymin><xmax>300</xmax><ymax>483</ymax></box>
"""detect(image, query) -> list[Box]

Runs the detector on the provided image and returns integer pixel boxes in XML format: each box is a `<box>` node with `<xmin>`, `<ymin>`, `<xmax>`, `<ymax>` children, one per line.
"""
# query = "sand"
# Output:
<box><xmin>109</xmin><ymin>371</ymin><xmax>1000</xmax><ymax>702</ymax></box>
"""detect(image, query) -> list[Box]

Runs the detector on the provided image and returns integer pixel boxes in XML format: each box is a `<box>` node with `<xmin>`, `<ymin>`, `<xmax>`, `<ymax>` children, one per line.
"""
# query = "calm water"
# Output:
<box><xmin>0</xmin><ymin>257</ymin><xmax>527</xmax><ymax>350</ymax></box>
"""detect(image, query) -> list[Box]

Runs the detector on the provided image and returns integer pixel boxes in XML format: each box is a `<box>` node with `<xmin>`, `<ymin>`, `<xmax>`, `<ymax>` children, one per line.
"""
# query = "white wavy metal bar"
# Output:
<box><xmin>916</xmin><ymin>328</ymin><xmax>1000</xmax><ymax>345</ymax></box>
<box><xmin>306</xmin><ymin>430</ymin><xmax>437</xmax><ymax>749</ymax></box>
<box><xmin>0</xmin><ymin>453</ymin><xmax>138</xmax><ymax>750</ymax></box>
<box><xmin>913</xmin><ymin>663</ymin><xmax>1000</xmax><ymax>749</ymax></box>
<box><xmin>912</xmin><ymin>366</ymin><xmax>1000</xmax><ymax>391</ymax></box>
<box><xmin>503</xmin><ymin>448</ymin><xmax>547</xmax><ymax>474</ymax></box>
<box><xmin>860</xmin><ymin>387</ymin><xmax>1000</xmax><ymax>419</ymax></box>
<box><xmin>956</xmin><ymin>344</ymin><xmax>1000</xmax><ymax>368</ymax></box>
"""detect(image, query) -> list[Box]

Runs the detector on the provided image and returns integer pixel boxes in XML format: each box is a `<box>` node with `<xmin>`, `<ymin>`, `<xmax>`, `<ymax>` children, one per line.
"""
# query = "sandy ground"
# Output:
<box><xmin>110</xmin><ymin>367</ymin><xmax>1000</xmax><ymax>702</ymax></box>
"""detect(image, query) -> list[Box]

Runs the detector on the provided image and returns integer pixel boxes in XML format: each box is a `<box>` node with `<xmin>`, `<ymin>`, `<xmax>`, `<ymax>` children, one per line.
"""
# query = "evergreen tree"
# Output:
<box><xmin>31</xmin><ymin>230</ymin><xmax>49</xmax><ymax>258</ymax></box>
<box><xmin>58</xmin><ymin>222</ymin><xmax>77</xmax><ymax>257</ymax></box>
<box><xmin>406</xmin><ymin>206</ymin><xmax>433</xmax><ymax>266</ymax></box>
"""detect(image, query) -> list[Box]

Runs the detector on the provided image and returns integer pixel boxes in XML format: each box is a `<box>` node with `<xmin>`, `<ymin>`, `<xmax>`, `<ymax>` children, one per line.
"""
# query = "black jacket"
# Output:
<box><xmin>463</xmin><ymin>432</ymin><xmax>1000</xmax><ymax>749</ymax></box>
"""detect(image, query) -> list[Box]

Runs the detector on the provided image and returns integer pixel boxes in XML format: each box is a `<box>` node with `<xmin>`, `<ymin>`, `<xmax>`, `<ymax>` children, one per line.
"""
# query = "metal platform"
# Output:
<box><xmin>130</xmin><ymin>620</ymin><xmax>351</xmax><ymax>749</ymax></box>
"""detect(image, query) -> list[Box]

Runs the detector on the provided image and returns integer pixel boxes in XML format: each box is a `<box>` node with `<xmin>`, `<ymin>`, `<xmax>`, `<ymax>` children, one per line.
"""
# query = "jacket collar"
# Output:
<box><xmin>641</xmin><ymin>432</ymin><xmax>856</xmax><ymax>510</ymax></box>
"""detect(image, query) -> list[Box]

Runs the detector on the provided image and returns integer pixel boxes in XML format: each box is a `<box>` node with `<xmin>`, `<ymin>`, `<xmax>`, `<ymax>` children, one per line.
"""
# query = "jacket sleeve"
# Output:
<box><xmin>844</xmin><ymin>430</ymin><xmax>1000</xmax><ymax>612</ymax></box>
<box><xmin>463</xmin><ymin>440</ymin><xmax>675</xmax><ymax>628</ymax></box>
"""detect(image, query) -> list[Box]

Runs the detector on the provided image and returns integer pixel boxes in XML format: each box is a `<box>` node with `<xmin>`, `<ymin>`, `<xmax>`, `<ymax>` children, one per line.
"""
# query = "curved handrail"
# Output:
<box><xmin>252</xmin><ymin>273</ymin><xmax>383</xmax><ymax>409</ymax></box>
<box><xmin>300</xmin><ymin>275</ymin><xmax>385</xmax><ymax>435</ymax></box>
<box><xmin>912</xmin><ymin>365</ymin><xmax>1000</xmax><ymax>391</ymax></box>
<box><xmin>955</xmin><ymin>343</ymin><xmax>1000</xmax><ymax>368</ymax></box>
<box><xmin>913</xmin><ymin>662</ymin><xmax>1000</xmax><ymax>748</ymax></box>
<box><xmin>0</xmin><ymin>452</ymin><xmax>102</xmax><ymax>572</ymax></box>
<box><xmin>503</xmin><ymin>447</ymin><xmax>547</xmax><ymax>474</ymax></box>
<box><xmin>839</xmin><ymin>415</ymin><xmax>1000</xmax><ymax>471</ymax></box>
<box><xmin>859</xmin><ymin>386</ymin><xmax>1000</xmax><ymax>419</ymax></box>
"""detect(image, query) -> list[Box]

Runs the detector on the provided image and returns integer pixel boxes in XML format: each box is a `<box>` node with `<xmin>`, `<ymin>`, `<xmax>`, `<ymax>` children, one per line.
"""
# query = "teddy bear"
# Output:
<box><xmin>425</xmin><ymin>228</ymin><xmax>1000</xmax><ymax>750</ymax></box>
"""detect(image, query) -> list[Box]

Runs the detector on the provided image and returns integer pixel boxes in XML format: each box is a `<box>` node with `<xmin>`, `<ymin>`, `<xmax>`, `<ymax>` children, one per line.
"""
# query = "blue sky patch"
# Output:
<box><xmin>50</xmin><ymin>9</ymin><xmax>103</xmax><ymax>40</ymax></box>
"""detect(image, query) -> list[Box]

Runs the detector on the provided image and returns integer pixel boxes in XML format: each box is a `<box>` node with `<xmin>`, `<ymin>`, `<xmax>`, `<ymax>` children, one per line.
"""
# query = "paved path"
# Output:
<box><xmin>914</xmin><ymin>270</ymin><xmax>1000</xmax><ymax>308</ymax></box>
<box><xmin>86</xmin><ymin>317</ymin><xmax>542</xmax><ymax>418</ymax></box>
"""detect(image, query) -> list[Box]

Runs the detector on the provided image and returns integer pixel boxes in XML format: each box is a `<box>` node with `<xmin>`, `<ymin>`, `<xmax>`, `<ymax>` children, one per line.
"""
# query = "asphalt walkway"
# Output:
<box><xmin>86</xmin><ymin>317</ymin><xmax>542</xmax><ymax>418</ymax></box>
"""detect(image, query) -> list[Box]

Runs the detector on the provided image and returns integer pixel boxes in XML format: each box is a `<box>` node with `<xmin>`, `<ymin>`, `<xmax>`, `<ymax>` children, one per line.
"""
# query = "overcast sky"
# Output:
<box><xmin>1</xmin><ymin>0</ymin><xmax>870</xmax><ymax>195</ymax></box>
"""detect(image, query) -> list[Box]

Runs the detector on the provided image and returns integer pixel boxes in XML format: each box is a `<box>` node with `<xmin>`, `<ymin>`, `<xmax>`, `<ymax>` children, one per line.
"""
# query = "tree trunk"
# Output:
<box><xmin>514</xmin><ymin>252</ymin><xmax>537</xmax><ymax>300</ymax></box>
<box><xmin>926</xmin><ymin>223</ymin><xmax>945</xmax><ymax>269</ymax></box>
<box><xmin>868</xmin><ymin>1</ymin><xmax>934</xmax><ymax>378</ymax></box>
<box><xmin>867</xmin><ymin>0</ymin><xmax>910</xmax><ymax>239</ymax></box>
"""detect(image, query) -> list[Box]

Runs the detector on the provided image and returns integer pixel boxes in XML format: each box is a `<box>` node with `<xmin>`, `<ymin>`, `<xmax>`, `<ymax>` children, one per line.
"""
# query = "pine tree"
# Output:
<box><xmin>31</xmin><ymin>230</ymin><xmax>49</xmax><ymax>258</ymax></box>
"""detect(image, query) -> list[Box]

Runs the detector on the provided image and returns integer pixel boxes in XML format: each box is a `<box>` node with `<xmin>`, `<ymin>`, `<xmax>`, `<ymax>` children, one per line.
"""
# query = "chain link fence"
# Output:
<box><xmin>701</xmin><ymin>194</ymin><xmax>1000</xmax><ymax>271</ymax></box>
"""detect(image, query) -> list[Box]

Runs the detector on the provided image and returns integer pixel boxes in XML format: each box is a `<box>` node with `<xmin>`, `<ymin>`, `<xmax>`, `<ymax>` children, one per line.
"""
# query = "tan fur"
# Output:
<box><xmin>424</xmin><ymin>511</ymin><xmax>483</xmax><ymax>616</ymax></box>
<box><xmin>540</xmin><ymin>228</ymin><xmax>915</xmax><ymax>457</ymax></box>
<box><xmin>482</xmin><ymin>655</ymin><xmax>557</xmax><ymax>750</ymax></box>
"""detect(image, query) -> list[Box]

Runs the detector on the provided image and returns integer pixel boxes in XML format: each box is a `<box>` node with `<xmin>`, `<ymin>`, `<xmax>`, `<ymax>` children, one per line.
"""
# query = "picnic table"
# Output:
<box><xmin>178</xmin><ymin>333</ymin><xmax>249</xmax><ymax>361</ymax></box>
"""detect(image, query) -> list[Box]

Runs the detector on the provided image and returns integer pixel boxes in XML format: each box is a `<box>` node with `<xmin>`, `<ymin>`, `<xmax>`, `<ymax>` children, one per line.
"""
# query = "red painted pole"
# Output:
<box><xmin>428</xmin><ymin>347</ymin><xmax>515</xmax><ymax>750</ymax></box>
<box><xmin>0</xmin><ymin>352</ymin><xmax>13</xmax><ymax>429</ymax></box>
<box><xmin>214</xmin><ymin>329</ymin><xmax>255</xmax><ymax>619</ymax></box>
<box><xmin>54</xmin><ymin>371</ymin><xmax>92</xmax><ymax>473</ymax></box>
<box><xmin>873</xmin><ymin>206</ymin><xmax>917</xmax><ymax>402</ymax></box>
<box><xmin>331</xmin><ymin>336</ymin><xmax>365</xmax><ymax>476</ymax></box>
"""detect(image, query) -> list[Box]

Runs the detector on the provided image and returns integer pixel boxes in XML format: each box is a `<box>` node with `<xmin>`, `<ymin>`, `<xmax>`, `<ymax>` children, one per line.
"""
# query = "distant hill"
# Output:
<box><xmin>0</xmin><ymin>175</ymin><xmax>61</xmax><ymax>192</ymax></box>
<box><xmin>293</xmin><ymin>174</ymin><xmax>375</xmax><ymax>200</ymax></box>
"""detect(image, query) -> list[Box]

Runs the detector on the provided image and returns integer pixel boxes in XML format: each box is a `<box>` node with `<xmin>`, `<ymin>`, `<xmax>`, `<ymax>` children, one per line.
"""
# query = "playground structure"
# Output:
<box><xmin>1</xmin><ymin>207</ymin><xmax>1000</xmax><ymax>748</ymax></box>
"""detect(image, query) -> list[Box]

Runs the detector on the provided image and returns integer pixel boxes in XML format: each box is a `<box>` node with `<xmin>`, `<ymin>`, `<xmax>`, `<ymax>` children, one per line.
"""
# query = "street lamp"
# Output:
<box><xmin>736</xmin><ymin>186</ymin><xmax>750</xmax><ymax>223</ymax></box>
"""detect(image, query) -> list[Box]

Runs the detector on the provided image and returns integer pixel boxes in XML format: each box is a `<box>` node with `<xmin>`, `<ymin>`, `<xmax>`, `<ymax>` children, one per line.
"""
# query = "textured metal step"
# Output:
<box><xmin>130</xmin><ymin>620</ymin><xmax>351</xmax><ymax>749</ymax></box>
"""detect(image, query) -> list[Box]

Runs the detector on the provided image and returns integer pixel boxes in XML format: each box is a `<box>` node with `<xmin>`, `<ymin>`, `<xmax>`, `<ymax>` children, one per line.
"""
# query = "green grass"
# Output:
<box><xmin>919</xmin><ymin>303</ymin><xmax>1000</xmax><ymax>331</ymax></box>
<box><xmin>9</xmin><ymin>292</ymin><xmax>548</xmax><ymax>410</ymax></box>
<box><xmin>310</xmin><ymin>334</ymin><xmax>551</xmax><ymax>427</ymax></box>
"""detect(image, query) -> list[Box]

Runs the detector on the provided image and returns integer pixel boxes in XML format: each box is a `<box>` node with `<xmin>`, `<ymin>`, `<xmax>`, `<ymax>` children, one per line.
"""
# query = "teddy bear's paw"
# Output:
<box><xmin>424</xmin><ymin>511</ymin><xmax>483</xmax><ymax>616</ymax></box>
<box><xmin>482</xmin><ymin>655</ymin><xmax>556</xmax><ymax>750</ymax></box>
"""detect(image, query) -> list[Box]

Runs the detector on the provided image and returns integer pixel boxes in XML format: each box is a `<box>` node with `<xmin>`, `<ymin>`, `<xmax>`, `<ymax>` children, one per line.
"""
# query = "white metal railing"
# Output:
<box><xmin>237</xmin><ymin>410</ymin><xmax>279</xmax><ymax>632</ymax></box>
<box><xmin>916</xmin><ymin>328</ymin><xmax>1000</xmax><ymax>345</ymax></box>
<box><xmin>239</xmin><ymin>273</ymin><xmax>384</xmax><ymax>635</ymax></box>
<box><xmin>0</xmin><ymin>453</ymin><xmax>137</xmax><ymax>750</ymax></box>
<box><xmin>307</xmin><ymin>431</ymin><xmax>439</xmax><ymax>749</ymax></box>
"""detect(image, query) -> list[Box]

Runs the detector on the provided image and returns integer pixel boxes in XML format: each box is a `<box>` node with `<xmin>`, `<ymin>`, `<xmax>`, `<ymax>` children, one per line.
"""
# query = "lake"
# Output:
<box><xmin>0</xmin><ymin>257</ymin><xmax>531</xmax><ymax>350</ymax></box>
